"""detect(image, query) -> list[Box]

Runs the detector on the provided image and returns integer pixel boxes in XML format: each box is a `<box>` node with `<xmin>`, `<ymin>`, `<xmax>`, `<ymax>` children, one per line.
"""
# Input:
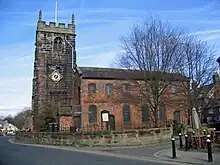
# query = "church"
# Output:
<box><xmin>32</xmin><ymin>10</ymin><xmax>189</xmax><ymax>132</ymax></box>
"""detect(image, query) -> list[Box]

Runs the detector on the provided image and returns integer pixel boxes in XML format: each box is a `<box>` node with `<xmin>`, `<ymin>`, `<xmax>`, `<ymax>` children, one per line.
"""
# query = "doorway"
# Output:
<box><xmin>109</xmin><ymin>115</ymin><xmax>115</xmax><ymax>131</ymax></box>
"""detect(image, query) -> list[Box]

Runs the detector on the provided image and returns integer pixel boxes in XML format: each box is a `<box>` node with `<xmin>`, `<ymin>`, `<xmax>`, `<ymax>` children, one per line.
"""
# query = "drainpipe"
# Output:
<box><xmin>64</xmin><ymin>35</ymin><xmax>74</xmax><ymax>69</ymax></box>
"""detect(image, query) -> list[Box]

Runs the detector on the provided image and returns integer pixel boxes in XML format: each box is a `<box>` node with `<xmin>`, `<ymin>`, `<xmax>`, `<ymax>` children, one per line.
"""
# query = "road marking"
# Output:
<box><xmin>9</xmin><ymin>139</ymin><xmax>195</xmax><ymax>165</ymax></box>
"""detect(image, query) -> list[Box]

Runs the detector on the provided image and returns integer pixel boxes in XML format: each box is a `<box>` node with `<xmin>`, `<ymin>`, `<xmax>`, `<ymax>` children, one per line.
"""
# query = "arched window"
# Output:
<box><xmin>54</xmin><ymin>37</ymin><xmax>64</xmax><ymax>53</ymax></box>
<box><xmin>88</xmin><ymin>83</ymin><xmax>96</xmax><ymax>93</ymax></box>
<box><xmin>159</xmin><ymin>105</ymin><xmax>166</xmax><ymax>121</ymax></box>
<box><xmin>173</xmin><ymin>111</ymin><xmax>181</xmax><ymax>123</ymax></box>
<box><xmin>123</xmin><ymin>104</ymin><xmax>131</xmax><ymax>123</ymax></box>
<box><xmin>141</xmin><ymin>105</ymin><xmax>149</xmax><ymax>122</ymax></box>
<box><xmin>88</xmin><ymin>105</ymin><xmax>97</xmax><ymax>124</ymax></box>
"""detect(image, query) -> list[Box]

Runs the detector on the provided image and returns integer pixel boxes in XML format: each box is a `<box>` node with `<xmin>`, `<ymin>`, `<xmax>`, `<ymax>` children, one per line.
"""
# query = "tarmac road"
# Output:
<box><xmin>0</xmin><ymin>136</ymin><xmax>174</xmax><ymax>165</ymax></box>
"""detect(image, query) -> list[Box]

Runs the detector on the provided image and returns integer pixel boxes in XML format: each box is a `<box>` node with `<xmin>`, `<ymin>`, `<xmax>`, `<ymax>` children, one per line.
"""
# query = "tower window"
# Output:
<box><xmin>54</xmin><ymin>37</ymin><xmax>64</xmax><ymax>53</ymax></box>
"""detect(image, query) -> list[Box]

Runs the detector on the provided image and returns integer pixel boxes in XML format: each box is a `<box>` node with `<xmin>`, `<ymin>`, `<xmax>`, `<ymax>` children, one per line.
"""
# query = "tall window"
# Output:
<box><xmin>88</xmin><ymin>105</ymin><xmax>97</xmax><ymax>124</ymax></box>
<box><xmin>159</xmin><ymin>105</ymin><xmax>166</xmax><ymax>121</ymax></box>
<box><xmin>88</xmin><ymin>83</ymin><xmax>96</xmax><ymax>93</ymax></box>
<box><xmin>54</xmin><ymin>37</ymin><xmax>63</xmax><ymax>53</ymax></box>
<box><xmin>173</xmin><ymin>111</ymin><xmax>181</xmax><ymax>123</ymax></box>
<box><xmin>141</xmin><ymin>105</ymin><xmax>149</xmax><ymax>122</ymax></box>
<box><xmin>122</xmin><ymin>84</ymin><xmax>129</xmax><ymax>92</ymax></box>
<box><xmin>123</xmin><ymin>104</ymin><xmax>131</xmax><ymax>123</ymax></box>
<box><xmin>105</xmin><ymin>84</ymin><xmax>113</xmax><ymax>95</ymax></box>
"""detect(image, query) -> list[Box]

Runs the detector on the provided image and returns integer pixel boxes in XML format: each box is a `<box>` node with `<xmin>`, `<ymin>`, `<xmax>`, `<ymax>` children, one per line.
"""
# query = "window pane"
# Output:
<box><xmin>142</xmin><ymin>105</ymin><xmax>149</xmax><ymax>121</ymax></box>
<box><xmin>173</xmin><ymin>111</ymin><xmax>180</xmax><ymax>123</ymax></box>
<box><xmin>123</xmin><ymin>104</ymin><xmax>131</xmax><ymax>122</ymax></box>
<box><xmin>122</xmin><ymin>84</ymin><xmax>128</xmax><ymax>92</ymax></box>
<box><xmin>159</xmin><ymin>106</ymin><xmax>165</xmax><ymax>121</ymax></box>
<box><xmin>88</xmin><ymin>83</ymin><xmax>96</xmax><ymax>93</ymax></box>
<box><xmin>54</xmin><ymin>37</ymin><xmax>63</xmax><ymax>53</ymax></box>
<box><xmin>88</xmin><ymin>105</ymin><xmax>97</xmax><ymax>124</ymax></box>
<box><xmin>105</xmin><ymin>84</ymin><xmax>113</xmax><ymax>95</ymax></box>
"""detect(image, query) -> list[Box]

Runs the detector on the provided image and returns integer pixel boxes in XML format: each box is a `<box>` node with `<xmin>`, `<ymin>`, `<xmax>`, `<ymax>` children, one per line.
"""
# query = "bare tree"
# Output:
<box><xmin>178</xmin><ymin>37</ymin><xmax>217</xmax><ymax>122</ymax></box>
<box><xmin>14</xmin><ymin>108</ymin><xmax>32</xmax><ymax>129</ymax></box>
<box><xmin>116</xmin><ymin>15</ymin><xmax>188</xmax><ymax>127</ymax></box>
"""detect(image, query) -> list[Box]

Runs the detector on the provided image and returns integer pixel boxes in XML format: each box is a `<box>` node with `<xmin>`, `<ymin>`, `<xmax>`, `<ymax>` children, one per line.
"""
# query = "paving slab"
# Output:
<box><xmin>154</xmin><ymin>148</ymin><xmax>220</xmax><ymax>165</ymax></box>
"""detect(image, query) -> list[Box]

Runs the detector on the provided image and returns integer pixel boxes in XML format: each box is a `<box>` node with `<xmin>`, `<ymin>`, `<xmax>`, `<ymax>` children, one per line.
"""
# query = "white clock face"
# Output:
<box><xmin>49</xmin><ymin>70</ymin><xmax>63</xmax><ymax>83</ymax></box>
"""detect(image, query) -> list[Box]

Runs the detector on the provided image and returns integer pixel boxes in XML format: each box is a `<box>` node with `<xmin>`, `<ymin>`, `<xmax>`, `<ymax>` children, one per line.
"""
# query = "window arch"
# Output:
<box><xmin>54</xmin><ymin>37</ymin><xmax>64</xmax><ymax>53</ymax></box>
<box><xmin>173</xmin><ymin>110</ymin><xmax>181</xmax><ymax>123</ymax></box>
<box><xmin>141</xmin><ymin>105</ymin><xmax>149</xmax><ymax>122</ymax></box>
<box><xmin>88</xmin><ymin>83</ymin><xmax>96</xmax><ymax>93</ymax></box>
<box><xmin>88</xmin><ymin>105</ymin><xmax>97</xmax><ymax>124</ymax></box>
<box><xmin>123</xmin><ymin>104</ymin><xmax>131</xmax><ymax>123</ymax></box>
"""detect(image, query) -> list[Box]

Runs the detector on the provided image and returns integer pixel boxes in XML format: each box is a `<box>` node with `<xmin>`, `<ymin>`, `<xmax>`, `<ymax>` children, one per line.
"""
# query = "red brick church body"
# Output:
<box><xmin>32</xmin><ymin>10</ymin><xmax>189</xmax><ymax>132</ymax></box>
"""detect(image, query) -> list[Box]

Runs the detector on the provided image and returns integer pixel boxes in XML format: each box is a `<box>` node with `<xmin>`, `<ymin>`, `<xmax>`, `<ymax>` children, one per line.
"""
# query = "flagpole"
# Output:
<box><xmin>55</xmin><ymin>1</ymin><xmax>58</xmax><ymax>25</ymax></box>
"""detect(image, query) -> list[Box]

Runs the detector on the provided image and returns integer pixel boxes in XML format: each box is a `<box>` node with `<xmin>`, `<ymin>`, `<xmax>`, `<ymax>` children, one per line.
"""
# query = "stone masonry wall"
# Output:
<box><xmin>16</xmin><ymin>127</ymin><xmax>172</xmax><ymax>147</ymax></box>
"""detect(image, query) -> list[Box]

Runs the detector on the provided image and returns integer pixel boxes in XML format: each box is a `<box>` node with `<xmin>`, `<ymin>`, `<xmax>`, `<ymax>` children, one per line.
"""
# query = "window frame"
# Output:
<box><xmin>88</xmin><ymin>83</ymin><xmax>96</xmax><ymax>94</ymax></box>
<box><xmin>88</xmin><ymin>105</ymin><xmax>97</xmax><ymax>124</ymax></box>
<box><xmin>105</xmin><ymin>84</ymin><xmax>113</xmax><ymax>95</ymax></box>
<box><xmin>123</xmin><ymin>104</ymin><xmax>131</xmax><ymax>123</ymax></box>
<box><xmin>141</xmin><ymin>105</ymin><xmax>149</xmax><ymax>122</ymax></box>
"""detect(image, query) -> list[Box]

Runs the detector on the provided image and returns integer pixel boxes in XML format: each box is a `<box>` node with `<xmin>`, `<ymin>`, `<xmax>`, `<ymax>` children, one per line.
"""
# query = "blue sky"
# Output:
<box><xmin>0</xmin><ymin>0</ymin><xmax>220</xmax><ymax>116</ymax></box>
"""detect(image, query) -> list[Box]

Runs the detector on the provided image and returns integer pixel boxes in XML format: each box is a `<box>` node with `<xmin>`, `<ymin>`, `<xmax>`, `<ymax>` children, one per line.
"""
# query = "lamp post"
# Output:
<box><xmin>217</xmin><ymin>56</ymin><xmax>220</xmax><ymax>73</ymax></box>
<box><xmin>198</xmin><ymin>106</ymin><xmax>202</xmax><ymax>123</ymax></box>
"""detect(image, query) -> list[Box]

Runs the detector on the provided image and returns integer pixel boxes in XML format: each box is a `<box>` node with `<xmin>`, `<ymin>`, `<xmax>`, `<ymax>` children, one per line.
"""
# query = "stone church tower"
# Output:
<box><xmin>32</xmin><ymin>10</ymin><xmax>81</xmax><ymax>131</ymax></box>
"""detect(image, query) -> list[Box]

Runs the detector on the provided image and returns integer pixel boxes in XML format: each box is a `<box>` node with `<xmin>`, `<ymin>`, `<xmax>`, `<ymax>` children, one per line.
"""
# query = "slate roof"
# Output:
<box><xmin>200</xmin><ymin>82</ymin><xmax>220</xmax><ymax>109</ymax></box>
<box><xmin>198</xmin><ymin>83</ymin><xmax>215</xmax><ymax>99</ymax></box>
<box><xmin>79</xmin><ymin>67</ymin><xmax>189</xmax><ymax>81</ymax></box>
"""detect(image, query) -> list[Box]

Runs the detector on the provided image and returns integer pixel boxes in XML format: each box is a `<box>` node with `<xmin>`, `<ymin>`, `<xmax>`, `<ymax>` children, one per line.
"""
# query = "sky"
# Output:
<box><xmin>0</xmin><ymin>0</ymin><xmax>220</xmax><ymax>117</ymax></box>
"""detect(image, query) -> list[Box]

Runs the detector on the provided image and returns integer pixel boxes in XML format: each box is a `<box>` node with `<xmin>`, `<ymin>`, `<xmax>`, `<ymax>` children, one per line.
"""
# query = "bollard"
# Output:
<box><xmin>179</xmin><ymin>133</ymin><xmax>183</xmax><ymax>149</ymax></box>
<box><xmin>185</xmin><ymin>134</ymin><xmax>188</xmax><ymax>151</ymax></box>
<box><xmin>207</xmin><ymin>139</ymin><xmax>213</xmax><ymax>162</ymax></box>
<box><xmin>171</xmin><ymin>137</ymin><xmax>177</xmax><ymax>159</ymax></box>
<box><xmin>48</xmin><ymin>123</ymin><xmax>53</xmax><ymax>132</ymax></box>
<box><xmin>207</xmin><ymin>134</ymin><xmax>211</xmax><ymax>140</ymax></box>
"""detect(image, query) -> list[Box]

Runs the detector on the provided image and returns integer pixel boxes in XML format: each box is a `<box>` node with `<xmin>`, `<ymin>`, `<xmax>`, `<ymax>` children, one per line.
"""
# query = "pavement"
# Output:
<box><xmin>154</xmin><ymin>146</ymin><xmax>220</xmax><ymax>165</ymax></box>
<box><xmin>0</xmin><ymin>136</ymin><xmax>185</xmax><ymax>165</ymax></box>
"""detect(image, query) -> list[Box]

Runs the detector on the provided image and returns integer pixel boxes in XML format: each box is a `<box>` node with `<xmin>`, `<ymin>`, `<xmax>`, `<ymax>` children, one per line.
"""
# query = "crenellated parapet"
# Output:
<box><xmin>37</xmin><ymin>10</ymin><xmax>75</xmax><ymax>34</ymax></box>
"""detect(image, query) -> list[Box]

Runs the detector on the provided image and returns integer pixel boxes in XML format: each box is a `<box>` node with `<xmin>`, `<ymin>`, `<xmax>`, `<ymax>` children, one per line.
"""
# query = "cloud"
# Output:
<box><xmin>78</xmin><ymin>43</ymin><xmax>117</xmax><ymax>51</ymax></box>
<box><xmin>0</xmin><ymin>44</ymin><xmax>34</xmax><ymax>78</ymax></box>
<box><xmin>0</xmin><ymin>107</ymin><xmax>29</xmax><ymax>117</ymax></box>
<box><xmin>200</xmin><ymin>34</ymin><xmax>220</xmax><ymax>41</ymax></box>
<box><xmin>0</xmin><ymin>42</ymin><xmax>34</xmax><ymax>116</ymax></box>
<box><xmin>78</xmin><ymin>51</ymin><xmax>118</xmax><ymax>67</ymax></box>
<box><xmin>189</xmin><ymin>29</ymin><xmax>220</xmax><ymax>36</ymax></box>
<box><xmin>172</xmin><ymin>20</ymin><xmax>220</xmax><ymax>25</ymax></box>
<box><xmin>80</xmin><ymin>0</ymin><xmax>85</xmax><ymax>9</ymax></box>
<box><xmin>0</xmin><ymin>76</ymin><xmax>32</xmax><ymax>116</ymax></box>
